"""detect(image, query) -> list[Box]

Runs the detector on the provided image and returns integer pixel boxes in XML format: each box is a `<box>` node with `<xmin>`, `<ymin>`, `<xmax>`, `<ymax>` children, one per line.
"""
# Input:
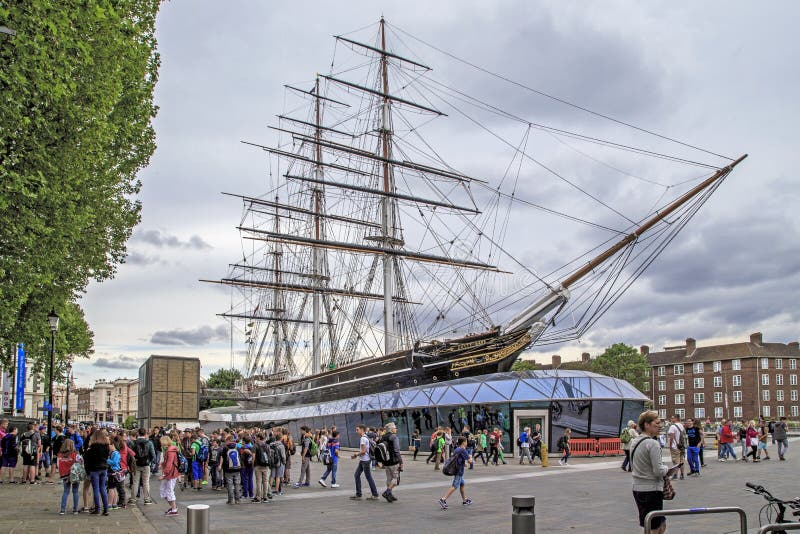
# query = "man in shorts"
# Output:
<box><xmin>666</xmin><ymin>415</ymin><xmax>686</xmax><ymax>480</ymax></box>
<box><xmin>270</xmin><ymin>429</ymin><xmax>286</xmax><ymax>496</ymax></box>
<box><xmin>438</xmin><ymin>436</ymin><xmax>473</xmax><ymax>509</ymax></box>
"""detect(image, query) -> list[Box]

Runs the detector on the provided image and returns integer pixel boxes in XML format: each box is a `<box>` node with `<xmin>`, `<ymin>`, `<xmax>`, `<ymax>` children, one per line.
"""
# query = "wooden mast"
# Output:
<box><xmin>380</xmin><ymin>17</ymin><xmax>395</xmax><ymax>356</ymax></box>
<box><xmin>312</xmin><ymin>76</ymin><xmax>323</xmax><ymax>374</ymax></box>
<box><xmin>561</xmin><ymin>154</ymin><xmax>748</xmax><ymax>289</ymax></box>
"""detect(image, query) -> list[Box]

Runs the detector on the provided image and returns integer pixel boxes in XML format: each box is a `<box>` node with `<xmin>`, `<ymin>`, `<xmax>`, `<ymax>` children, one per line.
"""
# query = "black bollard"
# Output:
<box><xmin>512</xmin><ymin>495</ymin><xmax>536</xmax><ymax>533</ymax></box>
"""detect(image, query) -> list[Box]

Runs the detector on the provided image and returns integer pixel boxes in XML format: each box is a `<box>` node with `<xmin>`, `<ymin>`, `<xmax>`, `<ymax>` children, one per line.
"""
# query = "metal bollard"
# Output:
<box><xmin>187</xmin><ymin>504</ymin><xmax>210</xmax><ymax>534</ymax></box>
<box><xmin>512</xmin><ymin>495</ymin><xmax>535</xmax><ymax>534</ymax></box>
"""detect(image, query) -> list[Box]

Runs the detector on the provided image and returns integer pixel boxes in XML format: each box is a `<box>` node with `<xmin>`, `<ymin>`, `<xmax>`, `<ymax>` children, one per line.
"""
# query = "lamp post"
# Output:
<box><xmin>46</xmin><ymin>309</ymin><xmax>59</xmax><ymax>449</ymax></box>
<box><xmin>64</xmin><ymin>363</ymin><xmax>72</xmax><ymax>425</ymax></box>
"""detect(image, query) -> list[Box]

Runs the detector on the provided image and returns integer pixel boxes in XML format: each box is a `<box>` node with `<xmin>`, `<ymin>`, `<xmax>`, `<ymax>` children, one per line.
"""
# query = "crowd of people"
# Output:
<box><xmin>629</xmin><ymin>413</ymin><xmax>791</xmax><ymax>534</ymax></box>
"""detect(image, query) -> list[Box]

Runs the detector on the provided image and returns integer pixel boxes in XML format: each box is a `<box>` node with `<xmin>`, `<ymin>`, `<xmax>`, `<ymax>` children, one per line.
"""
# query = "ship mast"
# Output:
<box><xmin>312</xmin><ymin>76</ymin><xmax>323</xmax><ymax>373</ymax></box>
<box><xmin>379</xmin><ymin>17</ymin><xmax>395</xmax><ymax>356</ymax></box>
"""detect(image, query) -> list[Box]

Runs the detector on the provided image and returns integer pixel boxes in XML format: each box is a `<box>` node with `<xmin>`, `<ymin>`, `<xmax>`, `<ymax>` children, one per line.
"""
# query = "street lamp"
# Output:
<box><xmin>64</xmin><ymin>362</ymin><xmax>73</xmax><ymax>425</ymax></box>
<box><xmin>46</xmin><ymin>309</ymin><xmax>59</xmax><ymax>449</ymax></box>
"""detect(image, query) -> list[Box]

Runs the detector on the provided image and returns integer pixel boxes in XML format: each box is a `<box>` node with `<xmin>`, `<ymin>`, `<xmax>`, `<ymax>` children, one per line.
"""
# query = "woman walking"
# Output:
<box><xmin>744</xmin><ymin>421</ymin><xmax>759</xmax><ymax>462</ymax></box>
<box><xmin>159</xmin><ymin>435</ymin><xmax>180</xmax><ymax>516</ymax></box>
<box><xmin>631</xmin><ymin>411</ymin><xmax>669</xmax><ymax>534</ymax></box>
<box><xmin>411</xmin><ymin>429</ymin><xmax>421</xmax><ymax>461</ymax></box>
<box><xmin>56</xmin><ymin>438</ymin><xmax>81</xmax><ymax>515</ymax></box>
<box><xmin>558</xmin><ymin>428</ymin><xmax>572</xmax><ymax>465</ymax></box>
<box><xmin>83</xmin><ymin>430</ymin><xmax>110</xmax><ymax>516</ymax></box>
<box><xmin>621</xmin><ymin>421</ymin><xmax>639</xmax><ymax>472</ymax></box>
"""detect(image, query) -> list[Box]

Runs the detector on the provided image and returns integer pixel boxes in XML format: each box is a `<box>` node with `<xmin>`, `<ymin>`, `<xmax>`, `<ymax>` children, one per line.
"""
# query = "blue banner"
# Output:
<box><xmin>15</xmin><ymin>343</ymin><xmax>25</xmax><ymax>411</ymax></box>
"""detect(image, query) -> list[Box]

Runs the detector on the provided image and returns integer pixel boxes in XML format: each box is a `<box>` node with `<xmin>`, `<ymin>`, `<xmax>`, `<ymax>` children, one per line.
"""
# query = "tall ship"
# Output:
<box><xmin>203</xmin><ymin>19</ymin><xmax>745</xmax><ymax>409</ymax></box>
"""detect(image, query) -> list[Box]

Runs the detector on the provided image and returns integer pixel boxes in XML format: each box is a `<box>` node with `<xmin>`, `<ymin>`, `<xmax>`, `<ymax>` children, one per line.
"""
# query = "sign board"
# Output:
<box><xmin>15</xmin><ymin>343</ymin><xmax>25</xmax><ymax>412</ymax></box>
<box><xmin>1</xmin><ymin>369</ymin><xmax>11</xmax><ymax>411</ymax></box>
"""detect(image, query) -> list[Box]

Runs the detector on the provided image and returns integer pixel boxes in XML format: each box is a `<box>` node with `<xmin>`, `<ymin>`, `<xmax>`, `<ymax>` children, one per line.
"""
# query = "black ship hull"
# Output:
<box><xmin>241</xmin><ymin>328</ymin><xmax>532</xmax><ymax>409</ymax></box>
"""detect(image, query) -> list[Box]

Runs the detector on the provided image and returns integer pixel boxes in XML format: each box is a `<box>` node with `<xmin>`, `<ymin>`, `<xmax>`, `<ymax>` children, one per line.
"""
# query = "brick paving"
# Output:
<box><xmin>1</xmin><ymin>441</ymin><xmax>797</xmax><ymax>533</ymax></box>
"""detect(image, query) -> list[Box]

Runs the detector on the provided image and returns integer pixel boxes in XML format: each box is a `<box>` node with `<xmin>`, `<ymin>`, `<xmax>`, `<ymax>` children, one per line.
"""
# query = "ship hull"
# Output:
<box><xmin>240</xmin><ymin>329</ymin><xmax>532</xmax><ymax>409</ymax></box>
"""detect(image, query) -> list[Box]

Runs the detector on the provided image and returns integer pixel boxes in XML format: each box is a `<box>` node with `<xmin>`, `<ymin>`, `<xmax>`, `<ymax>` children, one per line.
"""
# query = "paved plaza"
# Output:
<box><xmin>0</xmin><ymin>442</ymin><xmax>797</xmax><ymax>533</ymax></box>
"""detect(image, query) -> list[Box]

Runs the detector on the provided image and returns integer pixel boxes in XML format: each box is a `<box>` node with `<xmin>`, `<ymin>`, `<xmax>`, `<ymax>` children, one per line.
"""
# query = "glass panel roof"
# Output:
<box><xmin>470</xmin><ymin>384</ymin><xmax>504</xmax><ymax>403</ymax></box>
<box><xmin>482</xmin><ymin>378</ymin><xmax>518</xmax><ymax>399</ymax></box>
<box><xmin>559</xmin><ymin>377</ymin><xmax>591</xmax><ymax>398</ymax></box>
<box><xmin>590</xmin><ymin>379</ymin><xmax>623</xmax><ymax>398</ymax></box>
<box><xmin>438</xmin><ymin>387</ymin><xmax>471</xmax><ymax>405</ymax></box>
<box><xmin>450</xmin><ymin>381</ymin><xmax>482</xmax><ymax>402</ymax></box>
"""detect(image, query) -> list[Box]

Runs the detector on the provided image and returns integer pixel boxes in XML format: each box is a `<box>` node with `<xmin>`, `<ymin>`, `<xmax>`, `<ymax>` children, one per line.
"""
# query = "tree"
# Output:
<box><xmin>123</xmin><ymin>415</ymin><xmax>137</xmax><ymax>430</ymax></box>
<box><xmin>511</xmin><ymin>358</ymin><xmax>539</xmax><ymax>372</ymax></box>
<box><xmin>0</xmin><ymin>0</ymin><xmax>161</xmax><ymax>372</ymax></box>
<box><xmin>590</xmin><ymin>343</ymin><xmax>650</xmax><ymax>393</ymax></box>
<box><xmin>200</xmin><ymin>368</ymin><xmax>244</xmax><ymax>410</ymax></box>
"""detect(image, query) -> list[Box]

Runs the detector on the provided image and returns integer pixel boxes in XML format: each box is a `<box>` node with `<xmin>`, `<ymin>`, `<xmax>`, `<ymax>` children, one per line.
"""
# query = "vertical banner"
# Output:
<box><xmin>15</xmin><ymin>343</ymin><xmax>25</xmax><ymax>412</ymax></box>
<box><xmin>1</xmin><ymin>368</ymin><xmax>11</xmax><ymax>411</ymax></box>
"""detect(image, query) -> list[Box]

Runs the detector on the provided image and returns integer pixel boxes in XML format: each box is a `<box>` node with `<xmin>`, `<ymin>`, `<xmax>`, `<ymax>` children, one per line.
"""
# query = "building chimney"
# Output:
<box><xmin>750</xmin><ymin>332</ymin><xmax>763</xmax><ymax>346</ymax></box>
<box><xmin>685</xmin><ymin>338</ymin><xmax>696</xmax><ymax>356</ymax></box>
<box><xmin>788</xmin><ymin>342</ymin><xmax>799</xmax><ymax>351</ymax></box>
<box><xmin>640</xmin><ymin>345</ymin><xmax>649</xmax><ymax>356</ymax></box>
<box><xmin>552</xmin><ymin>355</ymin><xmax>562</xmax><ymax>368</ymax></box>
<box><xmin>581</xmin><ymin>352</ymin><xmax>591</xmax><ymax>363</ymax></box>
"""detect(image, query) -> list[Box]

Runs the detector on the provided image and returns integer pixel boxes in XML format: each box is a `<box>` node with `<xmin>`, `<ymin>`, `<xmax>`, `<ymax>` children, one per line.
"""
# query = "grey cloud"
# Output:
<box><xmin>133</xmin><ymin>229</ymin><xmax>212</xmax><ymax>250</ymax></box>
<box><xmin>150</xmin><ymin>324</ymin><xmax>229</xmax><ymax>346</ymax></box>
<box><xmin>125</xmin><ymin>250</ymin><xmax>162</xmax><ymax>266</ymax></box>
<box><xmin>93</xmin><ymin>355</ymin><xmax>145</xmax><ymax>369</ymax></box>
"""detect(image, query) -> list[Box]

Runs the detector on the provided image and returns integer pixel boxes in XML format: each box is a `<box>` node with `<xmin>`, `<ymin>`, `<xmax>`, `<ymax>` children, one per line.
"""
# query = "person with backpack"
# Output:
<box><xmin>620</xmin><ymin>420</ymin><xmax>638</xmax><ymax>472</ymax></box>
<box><xmin>130</xmin><ymin>428</ymin><xmax>155</xmax><ymax>506</ymax></box>
<box><xmin>269</xmin><ymin>428</ymin><xmax>286</xmax><ymax>496</ymax></box>
<box><xmin>253</xmin><ymin>433</ymin><xmax>271</xmax><ymax>503</ymax></box>
<box><xmin>425</xmin><ymin>428</ymin><xmax>440</xmax><ymax>465</ymax></box>
<box><xmin>518</xmin><ymin>426</ymin><xmax>532</xmax><ymax>465</ymax></box>
<box><xmin>190</xmin><ymin>433</ymin><xmax>208</xmax><ymax>491</ymax></box>
<box><xmin>83</xmin><ymin>429</ymin><xmax>110</xmax><ymax>516</ymax></box>
<box><xmin>774</xmin><ymin>416</ymin><xmax>789</xmax><ymax>461</ymax></box>
<box><xmin>20</xmin><ymin>422</ymin><xmax>41</xmax><ymax>484</ymax></box>
<box><xmin>293</xmin><ymin>426</ymin><xmax>313</xmax><ymax>488</ymax></box>
<box><xmin>438</xmin><ymin>435</ymin><xmax>473</xmax><ymax>510</ymax></box>
<box><xmin>318</xmin><ymin>429</ymin><xmax>339</xmax><ymax>488</ymax></box>
<box><xmin>196</xmin><ymin>428</ymin><xmax>210</xmax><ymax>486</ymax></box>
<box><xmin>1</xmin><ymin>426</ymin><xmax>19</xmax><ymax>483</ymax></box>
<box><xmin>350</xmin><ymin>424</ymin><xmax>379</xmax><ymax>501</ymax></box>
<box><xmin>282</xmin><ymin>431</ymin><xmax>294</xmax><ymax>485</ymax></box>
<box><xmin>239</xmin><ymin>435</ymin><xmax>255</xmax><ymax>499</ymax></box>
<box><xmin>666</xmin><ymin>415</ymin><xmax>686</xmax><ymax>479</ymax></box>
<box><xmin>378</xmin><ymin>422</ymin><xmax>403</xmax><ymax>502</ymax></box>
<box><xmin>56</xmin><ymin>437</ymin><xmax>81</xmax><ymax>515</ymax></box>
<box><xmin>220</xmin><ymin>435</ymin><xmax>243</xmax><ymax>504</ymax></box>
<box><xmin>208</xmin><ymin>438</ymin><xmax>223</xmax><ymax>491</ymax></box>
<box><xmin>158</xmin><ymin>435</ymin><xmax>180</xmax><ymax>516</ymax></box>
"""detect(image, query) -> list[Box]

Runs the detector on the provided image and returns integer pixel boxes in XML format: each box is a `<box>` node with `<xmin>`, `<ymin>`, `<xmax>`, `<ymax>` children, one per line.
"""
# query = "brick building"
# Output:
<box><xmin>642</xmin><ymin>332</ymin><xmax>800</xmax><ymax>422</ymax></box>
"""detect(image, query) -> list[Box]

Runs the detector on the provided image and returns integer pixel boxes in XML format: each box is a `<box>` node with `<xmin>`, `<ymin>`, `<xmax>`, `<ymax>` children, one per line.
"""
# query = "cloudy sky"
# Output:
<box><xmin>73</xmin><ymin>1</ymin><xmax>799</xmax><ymax>386</ymax></box>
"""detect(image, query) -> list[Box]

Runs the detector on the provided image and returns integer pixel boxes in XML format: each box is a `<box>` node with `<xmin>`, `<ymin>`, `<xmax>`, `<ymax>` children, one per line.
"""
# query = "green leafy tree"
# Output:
<box><xmin>201</xmin><ymin>368</ymin><xmax>244</xmax><ymax>410</ymax></box>
<box><xmin>123</xmin><ymin>415</ymin><xmax>137</xmax><ymax>430</ymax></box>
<box><xmin>590</xmin><ymin>343</ymin><xmax>650</xmax><ymax>393</ymax></box>
<box><xmin>0</xmin><ymin>1</ymin><xmax>161</xmax><ymax>372</ymax></box>
<box><xmin>511</xmin><ymin>358</ymin><xmax>539</xmax><ymax>371</ymax></box>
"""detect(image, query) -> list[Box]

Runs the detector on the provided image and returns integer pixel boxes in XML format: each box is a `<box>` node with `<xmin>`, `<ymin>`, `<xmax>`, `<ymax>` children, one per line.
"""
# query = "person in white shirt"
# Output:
<box><xmin>667</xmin><ymin>415</ymin><xmax>686</xmax><ymax>480</ymax></box>
<box><xmin>349</xmin><ymin>425</ymin><xmax>378</xmax><ymax>500</ymax></box>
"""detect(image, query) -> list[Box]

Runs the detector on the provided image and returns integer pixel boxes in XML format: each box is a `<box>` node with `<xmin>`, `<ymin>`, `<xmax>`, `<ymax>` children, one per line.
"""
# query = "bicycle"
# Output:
<box><xmin>746</xmin><ymin>482</ymin><xmax>800</xmax><ymax>533</ymax></box>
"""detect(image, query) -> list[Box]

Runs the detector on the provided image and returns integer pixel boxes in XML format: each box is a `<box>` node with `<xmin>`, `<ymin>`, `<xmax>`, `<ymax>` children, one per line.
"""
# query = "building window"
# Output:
<box><xmin>694</xmin><ymin>408</ymin><xmax>705</xmax><ymax>418</ymax></box>
<box><xmin>658</xmin><ymin>395</ymin><xmax>667</xmax><ymax>405</ymax></box>
<box><xmin>645</xmin><ymin>368</ymin><xmax>651</xmax><ymax>377</ymax></box>
<box><xmin>792</xmin><ymin>406</ymin><xmax>799</xmax><ymax>417</ymax></box>
<box><xmin>714</xmin><ymin>407</ymin><xmax>723</xmax><ymax>419</ymax></box>
<box><xmin>776</xmin><ymin>374</ymin><xmax>784</xmax><ymax>386</ymax></box>
<box><xmin>675</xmin><ymin>394</ymin><xmax>685</xmax><ymax>405</ymax></box>
<box><xmin>733</xmin><ymin>406</ymin><xmax>743</xmax><ymax>418</ymax></box>
<box><xmin>714</xmin><ymin>392</ymin><xmax>723</xmax><ymax>403</ymax></box>
<box><xmin>776</xmin><ymin>359</ymin><xmax>783</xmax><ymax>370</ymax></box>
<box><xmin>790</xmin><ymin>359</ymin><xmax>797</xmax><ymax>370</ymax></box>
<box><xmin>713</xmin><ymin>361</ymin><xmax>722</xmax><ymax>373</ymax></box>
<box><xmin>791</xmin><ymin>375</ymin><xmax>798</xmax><ymax>386</ymax></box>
<box><xmin>792</xmin><ymin>390</ymin><xmax>798</xmax><ymax>402</ymax></box>
<box><xmin>657</xmin><ymin>409</ymin><xmax>667</xmax><ymax>419</ymax></box>
<box><xmin>732</xmin><ymin>359</ymin><xmax>741</xmax><ymax>371</ymax></box>
<box><xmin>658</xmin><ymin>366</ymin><xmax>665</xmax><ymax>376</ymax></box>
<box><xmin>763</xmin><ymin>406</ymin><xmax>770</xmax><ymax>418</ymax></box>
<box><xmin>658</xmin><ymin>380</ymin><xmax>666</xmax><ymax>391</ymax></box>
<box><xmin>693</xmin><ymin>362</ymin><xmax>704</xmax><ymax>374</ymax></box>
<box><xmin>675</xmin><ymin>379</ymin><xmax>684</xmax><ymax>390</ymax></box>
<box><xmin>693</xmin><ymin>377</ymin><xmax>704</xmax><ymax>389</ymax></box>
<box><xmin>761</xmin><ymin>358</ymin><xmax>769</xmax><ymax>369</ymax></box>
<box><xmin>762</xmin><ymin>374</ymin><xmax>770</xmax><ymax>386</ymax></box>
<box><xmin>693</xmin><ymin>393</ymin><xmax>705</xmax><ymax>404</ymax></box>
<box><xmin>675</xmin><ymin>408</ymin><xmax>685</xmax><ymax>419</ymax></box>
<box><xmin>763</xmin><ymin>390</ymin><xmax>770</xmax><ymax>402</ymax></box>
<box><xmin>733</xmin><ymin>390</ymin><xmax>742</xmax><ymax>402</ymax></box>
<box><xmin>777</xmin><ymin>390</ymin><xmax>784</xmax><ymax>402</ymax></box>
<box><xmin>643</xmin><ymin>382</ymin><xmax>650</xmax><ymax>392</ymax></box>
<box><xmin>674</xmin><ymin>364</ymin><xmax>684</xmax><ymax>375</ymax></box>
<box><xmin>713</xmin><ymin>376</ymin><xmax>722</xmax><ymax>388</ymax></box>
<box><xmin>777</xmin><ymin>406</ymin><xmax>785</xmax><ymax>417</ymax></box>
<box><xmin>732</xmin><ymin>375</ymin><xmax>742</xmax><ymax>387</ymax></box>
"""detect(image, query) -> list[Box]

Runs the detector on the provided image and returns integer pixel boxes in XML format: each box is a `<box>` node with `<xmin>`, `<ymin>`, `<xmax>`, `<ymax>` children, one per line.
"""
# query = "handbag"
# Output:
<box><xmin>112</xmin><ymin>469</ymin><xmax>127</xmax><ymax>483</ymax></box>
<box><xmin>631</xmin><ymin>438</ymin><xmax>676</xmax><ymax>501</ymax></box>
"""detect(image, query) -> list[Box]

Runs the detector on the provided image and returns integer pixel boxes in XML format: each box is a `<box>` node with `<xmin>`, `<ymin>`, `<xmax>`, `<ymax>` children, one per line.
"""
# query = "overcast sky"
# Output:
<box><xmin>73</xmin><ymin>1</ymin><xmax>799</xmax><ymax>386</ymax></box>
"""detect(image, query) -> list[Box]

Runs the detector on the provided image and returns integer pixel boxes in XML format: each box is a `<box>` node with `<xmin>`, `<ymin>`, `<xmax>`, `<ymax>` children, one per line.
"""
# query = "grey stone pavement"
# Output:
<box><xmin>1</xmin><ymin>441</ymin><xmax>797</xmax><ymax>533</ymax></box>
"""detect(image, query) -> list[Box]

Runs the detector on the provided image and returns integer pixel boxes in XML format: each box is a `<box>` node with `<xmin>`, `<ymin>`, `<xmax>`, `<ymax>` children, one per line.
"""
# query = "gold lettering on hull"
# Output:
<box><xmin>449</xmin><ymin>332</ymin><xmax>532</xmax><ymax>371</ymax></box>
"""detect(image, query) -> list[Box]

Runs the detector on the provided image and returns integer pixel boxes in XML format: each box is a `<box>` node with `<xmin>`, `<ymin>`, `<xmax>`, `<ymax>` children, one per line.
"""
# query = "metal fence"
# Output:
<box><xmin>644</xmin><ymin>506</ymin><xmax>747</xmax><ymax>534</ymax></box>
